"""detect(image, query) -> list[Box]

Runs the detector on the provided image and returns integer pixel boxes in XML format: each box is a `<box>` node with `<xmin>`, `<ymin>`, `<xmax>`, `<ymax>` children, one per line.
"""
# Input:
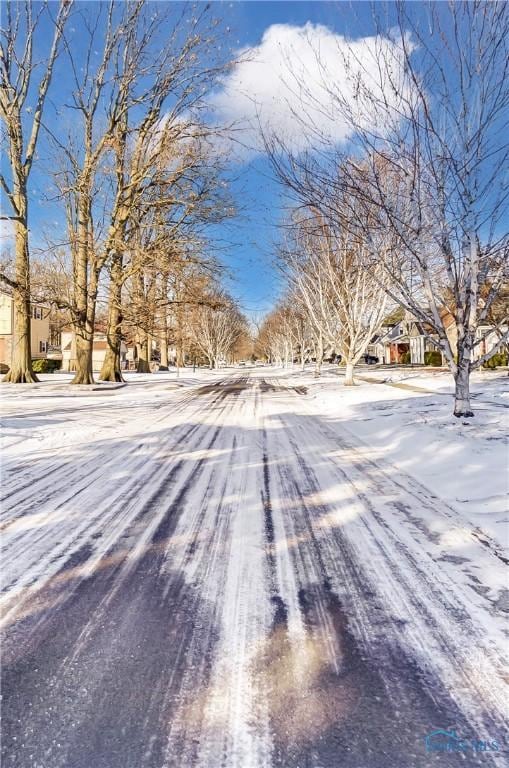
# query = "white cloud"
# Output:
<box><xmin>210</xmin><ymin>22</ymin><xmax>410</xmax><ymax>156</ymax></box>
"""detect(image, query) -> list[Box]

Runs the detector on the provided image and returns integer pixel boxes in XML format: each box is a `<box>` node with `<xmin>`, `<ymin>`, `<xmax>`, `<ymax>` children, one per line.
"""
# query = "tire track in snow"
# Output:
<box><xmin>2</xmin><ymin>381</ymin><xmax>248</xmax><ymax>768</ymax></box>
<box><xmin>0</xmin><ymin>383</ymin><xmax>236</xmax><ymax>622</ymax></box>
<box><xmin>280</xmin><ymin>408</ymin><xmax>508</xmax><ymax>726</ymax></box>
<box><xmin>0</xmin><ymin>384</ymin><xmax>210</xmax><ymax>513</ymax></box>
<box><xmin>248</xmin><ymin>381</ymin><xmax>504</xmax><ymax>767</ymax></box>
<box><xmin>259</xmin><ymin>399</ymin><xmax>505</xmax><ymax>766</ymax></box>
<box><xmin>188</xmin><ymin>378</ymin><xmax>272</xmax><ymax>768</ymax></box>
<box><xmin>1</xmin><ymin>373</ymin><xmax>505</xmax><ymax>768</ymax></box>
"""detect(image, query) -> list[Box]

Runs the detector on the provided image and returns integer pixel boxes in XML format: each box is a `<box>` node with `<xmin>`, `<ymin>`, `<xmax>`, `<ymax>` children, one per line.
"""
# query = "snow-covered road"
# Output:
<box><xmin>1</xmin><ymin>371</ymin><xmax>507</xmax><ymax>767</ymax></box>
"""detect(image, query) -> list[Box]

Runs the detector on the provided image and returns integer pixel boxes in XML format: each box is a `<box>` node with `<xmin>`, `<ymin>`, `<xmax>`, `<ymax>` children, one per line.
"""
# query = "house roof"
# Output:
<box><xmin>439</xmin><ymin>308</ymin><xmax>455</xmax><ymax>328</ymax></box>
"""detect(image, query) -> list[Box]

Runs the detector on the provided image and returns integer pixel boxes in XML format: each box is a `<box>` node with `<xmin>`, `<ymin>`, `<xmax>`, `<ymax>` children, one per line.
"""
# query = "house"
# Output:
<box><xmin>371</xmin><ymin>312</ymin><xmax>504</xmax><ymax>367</ymax></box>
<box><xmin>369</xmin><ymin>300</ymin><xmax>506</xmax><ymax>368</ymax></box>
<box><xmin>367</xmin><ymin>325</ymin><xmax>395</xmax><ymax>364</ymax></box>
<box><xmin>473</xmin><ymin>324</ymin><xmax>508</xmax><ymax>362</ymax></box>
<box><xmin>408</xmin><ymin>311</ymin><xmax>459</xmax><ymax>366</ymax></box>
<box><xmin>385</xmin><ymin>321</ymin><xmax>410</xmax><ymax>363</ymax></box>
<box><xmin>408</xmin><ymin>321</ymin><xmax>443</xmax><ymax>365</ymax></box>
<box><xmin>60</xmin><ymin>328</ymin><xmax>127</xmax><ymax>372</ymax></box>
<box><xmin>0</xmin><ymin>289</ymin><xmax>50</xmax><ymax>371</ymax></box>
<box><xmin>380</xmin><ymin>310</ymin><xmax>458</xmax><ymax>366</ymax></box>
<box><xmin>368</xmin><ymin>322</ymin><xmax>409</xmax><ymax>364</ymax></box>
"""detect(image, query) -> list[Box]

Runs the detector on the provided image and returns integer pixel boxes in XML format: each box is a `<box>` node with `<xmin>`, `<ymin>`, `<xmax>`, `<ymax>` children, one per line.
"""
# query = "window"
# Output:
<box><xmin>32</xmin><ymin>306</ymin><xmax>43</xmax><ymax>320</ymax></box>
<box><xmin>39</xmin><ymin>340</ymin><xmax>47</xmax><ymax>354</ymax></box>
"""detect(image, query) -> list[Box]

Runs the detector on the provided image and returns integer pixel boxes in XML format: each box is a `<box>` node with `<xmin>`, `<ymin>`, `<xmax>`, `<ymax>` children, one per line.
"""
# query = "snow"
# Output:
<box><xmin>301</xmin><ymin>365</ymin><xmax>509</xmax><ymax>554</ymax></box>
<box><xmin>1</xmin><ymin>365</ymin><xmax>508</xmax><ymax>767</ymax></box>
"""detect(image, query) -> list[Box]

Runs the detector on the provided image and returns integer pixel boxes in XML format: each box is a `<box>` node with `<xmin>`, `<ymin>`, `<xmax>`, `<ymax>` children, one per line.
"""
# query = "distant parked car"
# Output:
<box><xmin>364</xmin><ymin>354</ymin><xmax>379</xmax><ymax>365</ymax></box>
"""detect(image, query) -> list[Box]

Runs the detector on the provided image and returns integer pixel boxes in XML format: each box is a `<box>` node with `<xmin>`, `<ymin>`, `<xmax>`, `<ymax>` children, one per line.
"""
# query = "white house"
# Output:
<box><xmin>473</xmin><ymin>325</ymin><xmax>507</xmax><ymax>362</ymax></box>
<box><xmin>60</xmin><ymin>329</ymin><xmax>127</xmax><ymax>372</ymax></box>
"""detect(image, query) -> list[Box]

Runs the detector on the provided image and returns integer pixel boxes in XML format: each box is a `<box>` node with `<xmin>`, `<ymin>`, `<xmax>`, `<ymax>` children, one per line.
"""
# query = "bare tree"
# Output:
<box><xmin>47</xmin><ymin>2</ymin><xmax>142</xmax><ymax>383</ymax></box>
<box><xmin>46</xmin><ymin>1</ymin><xmax>232</xmax><ymax>384</ymax></box>
<box><xmin>268</xmin><ymin>0</ymin><xmax>509</xmax><ymax>415</ymax></box>
<box><xmin>96</xmin><ymin>15</ymin><xmax>233</xmax><ymax>382</ymax></box>
<box><xmin>0</xmin><ymin>0</ymin><xmax>72</xmax><ymax>382</ymax></box>
<box><xmin>193</xmin><ymin>292</ymin><xmax>247</xmax><ymax>369</ymax></box>
<box><xmin>278</xmin><ymin>203</ymin><xmax>388</xmax><ymax>384</ymax></box>
<box><xmin>255</xmin><ymin>302</ymin><xmax>300</xmax><ymax>368</ymax></box>
<box><xmin>287</xmin><ymin>302</ymin><xmax>313</xmax><ymax>371</ymax></box>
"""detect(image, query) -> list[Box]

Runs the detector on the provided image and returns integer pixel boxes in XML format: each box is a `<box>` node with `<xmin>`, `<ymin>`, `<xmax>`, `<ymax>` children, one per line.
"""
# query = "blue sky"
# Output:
<box><xmin>1</xmin><ymin>1</ymin><xmax>402</xmax><ymax>319</ymax></box>
<box><xmin>210</xmin><ymin>2</ymin><xmax>386</xmax><ymax>317</ymax></box>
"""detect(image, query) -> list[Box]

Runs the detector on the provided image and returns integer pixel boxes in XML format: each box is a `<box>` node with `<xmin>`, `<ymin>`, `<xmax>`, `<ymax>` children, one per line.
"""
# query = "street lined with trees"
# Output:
<box><xmin>1</xmin><ymin>0</ymin><xmax>243</xmax><ymax>383</ymax></box>
<box><xmin>262</xmin><ymin>1</ymin><xmax>509</xmax><ymax>416</ymax></box>
<box><xmin>1</xmin><ymin>1</ymin><xmax>507</xmax><ymax>417</ymax></box>
<box><xmin>2</xmin><ymin>4</ymin><xmax>508</xmax><ymax>768</ymax></box>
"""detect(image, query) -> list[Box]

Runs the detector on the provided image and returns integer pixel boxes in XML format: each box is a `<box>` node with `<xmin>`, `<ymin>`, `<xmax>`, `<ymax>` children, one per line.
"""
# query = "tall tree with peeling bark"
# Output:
<box><xmin>97</xmin><ymin>7</ymin><xmax>233</xmax><ymax>382</ymax></box>
<box><xmin>49</xmin><ymin>1</ymin><xmax>142</xmax><ymax>384</ymax></box>
<box><xmin>47</xmin><ymin>2</ymin><xmax>232</xmax><ymax>384</ymax></box>
<box><xmin>0</xmin><ymin>0</ymin><xmax>72</xmax><ymax>382</ymax></box>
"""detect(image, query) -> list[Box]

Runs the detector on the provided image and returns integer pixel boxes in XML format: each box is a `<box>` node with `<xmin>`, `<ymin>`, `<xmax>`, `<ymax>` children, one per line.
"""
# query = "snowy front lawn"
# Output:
<box><xmin>301</xmin><ymin>366</ymin><xmax>508</xmax><ymax>554</ymax></box>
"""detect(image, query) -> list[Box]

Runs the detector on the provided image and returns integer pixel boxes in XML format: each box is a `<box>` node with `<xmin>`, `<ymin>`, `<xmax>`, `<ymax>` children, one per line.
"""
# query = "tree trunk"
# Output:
<box><xmin>136</xmin><ymin>335</ymin><xmax>150</xmax><ymax>373</ymax></box>
<box><xmin>158</xmin><ymin>276</ymin><xmax>169</xmax><ymax>370</ymax></box>
<box><xmin>71</xmin><ymin>196</ymin><xmax>95</xmax><ymax>385</ymax></box>
<box><xmin>314</xmin><ymin>333</ymin><xmax>323</xmax><ymax>378</ymax></box>
<box><xmin>344</xmin><ymin>360</ymin><xmax>355</xmax><ymax>386</ymax></box>
<box><xmin>176</xmin><ymin>341</ymin><xmax>185</xmax><ymax>369</ymax></box>
<box><xmin>3</xmin><ymin>217</ymin><xmax>38</xmax><ymax>383</ymax></box>
<box><xmin>4</xmin><ymin>289</ymin><xmax>36</xmax><ymax>383</ymax></box>
<box><xmin>72</xmin><ymin>330</ymin><xmax>94</xmax><ymax>384</ymax></box>
<box><xmin>159</xmin><ymin>340</ymin><xmax>168</xmax><ymax>370</ymax></box>
<box><xmin>72</xmin><ymin>320</ymin><xmax>95</xmax><ymax>384</ymax></box>
<box><xmin>71</xmin><ymin>279</ymin><xmax>96</xmax><ymax>385</ymax></box>
<box><xmin>159</xmin><ymin>323</ymin><xmax>169</xmax><ymax>370</ymax></box>
<box><xmin>147</xmin><ymin>333</ymin><xmax>153</xmax><ymax>369</ymax></box>
<box><xmin>100</xmin><ymin>262</ymin><xmax>124</xmax><ymax>382</ymax></box>
<box><xmin>100</xmin><ymin>343</ymin><xmax>123</xmax><ymax>382</ymax></box>
<box><xmin>453</xmin><ymin>358</ymin><xmax>473</xmax><ymax>417</ymax></box>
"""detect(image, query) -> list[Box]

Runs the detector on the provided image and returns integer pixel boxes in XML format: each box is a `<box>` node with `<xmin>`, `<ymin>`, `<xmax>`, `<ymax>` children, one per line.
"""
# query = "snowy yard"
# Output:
<box><xmin>1</xmin><ymin>366</ymin><xmax>508</xmax><ymax>768</ymax></box>
<box><xmin>303</xmin><ymin>366</ymin><xmax>508</xmax><ymax>553</ymax></box>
